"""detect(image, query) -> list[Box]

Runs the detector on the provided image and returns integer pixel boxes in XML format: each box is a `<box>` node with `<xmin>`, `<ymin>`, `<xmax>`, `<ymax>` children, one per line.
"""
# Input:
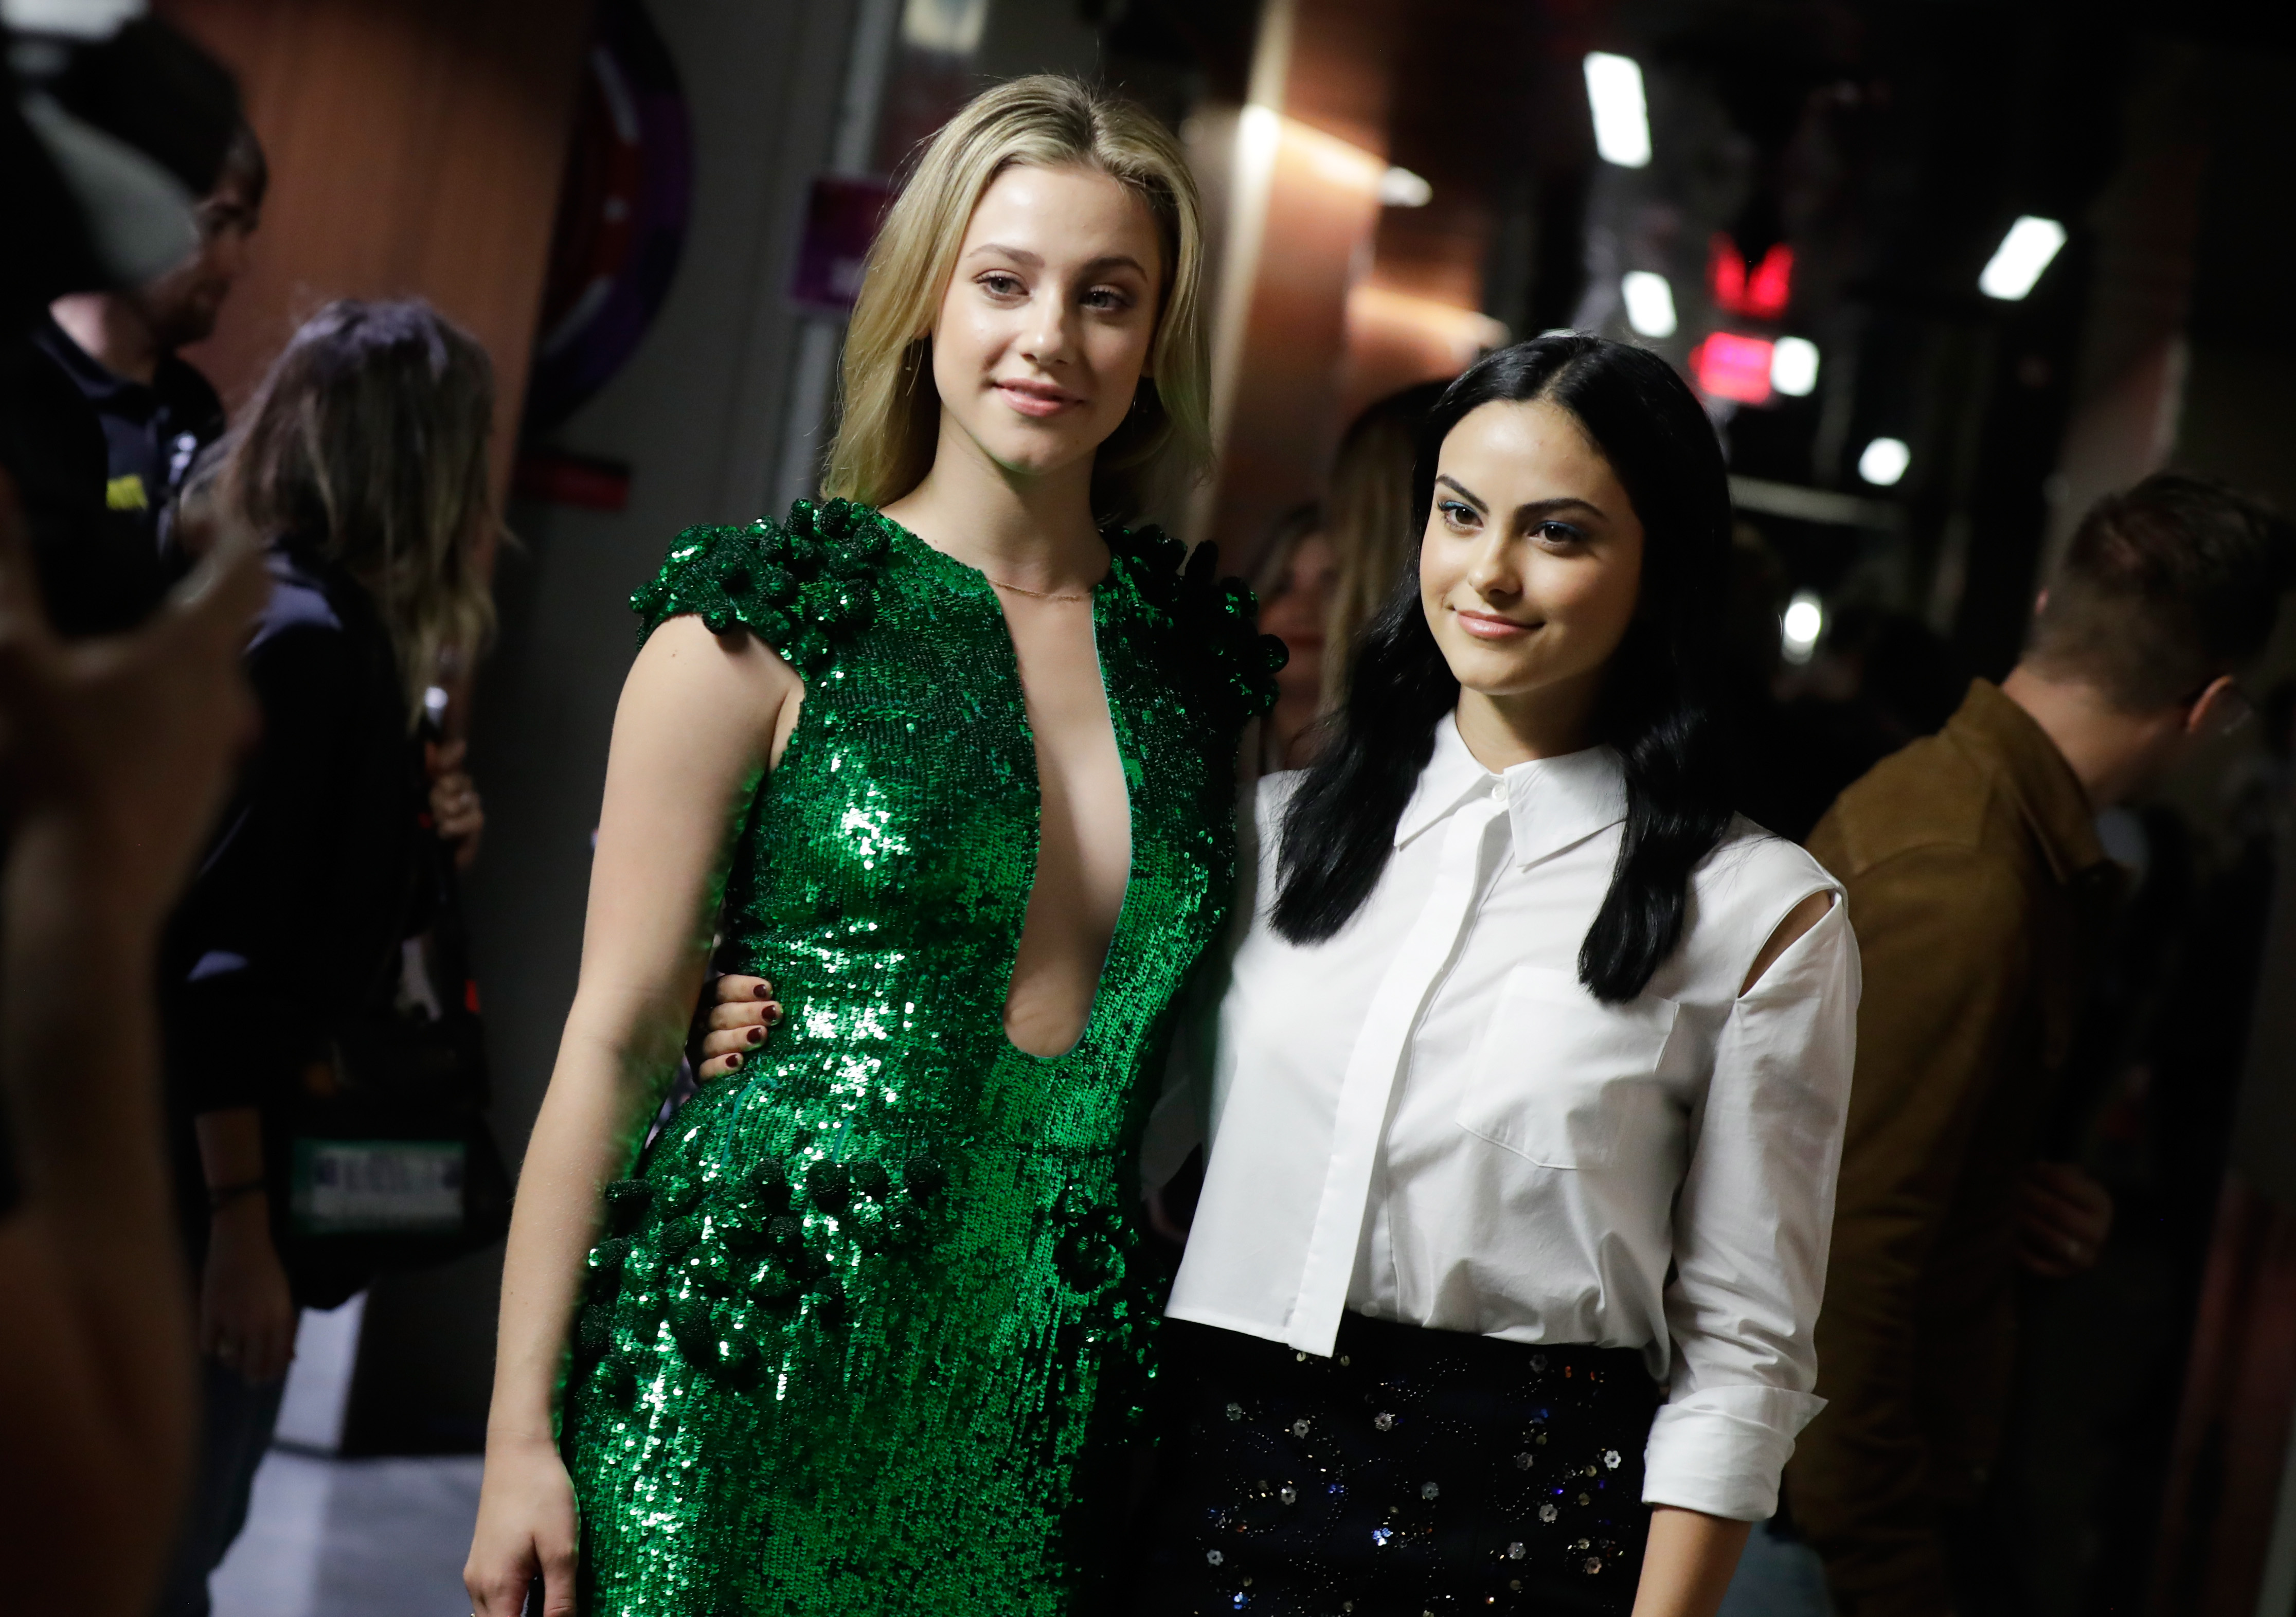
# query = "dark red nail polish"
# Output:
<box><xmin>747</xmin><ymin>1027</ymin><xmax>763</xmax><ymax>1044</ymax></box>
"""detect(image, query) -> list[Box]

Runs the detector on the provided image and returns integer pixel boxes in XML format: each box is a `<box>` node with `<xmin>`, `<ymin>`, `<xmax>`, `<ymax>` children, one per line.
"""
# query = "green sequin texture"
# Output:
<box><xmin>568</xmin><ymin>500</ymin><xmax>1281</xmax><ymax>1614</ymax></box>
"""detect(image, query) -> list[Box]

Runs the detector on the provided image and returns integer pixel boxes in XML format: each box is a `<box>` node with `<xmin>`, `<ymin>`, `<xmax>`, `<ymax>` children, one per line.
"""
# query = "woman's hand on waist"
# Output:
<box><xmin>693</xmin><ymin>974</ymin><xmax>781</xmax><ymax>1081</ymax></box>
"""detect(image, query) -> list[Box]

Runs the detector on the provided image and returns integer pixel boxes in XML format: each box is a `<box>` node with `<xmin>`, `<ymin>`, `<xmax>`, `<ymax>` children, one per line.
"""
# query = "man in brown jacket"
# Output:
<box><xmin>1786</xmin><ymin>475</ymin><xmax>2292</xmax><ymax>1617</ymax></box>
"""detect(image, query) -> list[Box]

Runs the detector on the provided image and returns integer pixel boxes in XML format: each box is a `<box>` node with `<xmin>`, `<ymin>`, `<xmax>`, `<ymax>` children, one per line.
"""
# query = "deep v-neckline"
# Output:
<box><xmin>881</xmin><ymin>516</ymin><xmax>1140</xmax><ymax>1062</ymax></box>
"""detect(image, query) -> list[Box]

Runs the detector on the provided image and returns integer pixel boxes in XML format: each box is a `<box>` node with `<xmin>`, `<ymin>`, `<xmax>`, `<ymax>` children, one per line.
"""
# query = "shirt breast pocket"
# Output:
<box><xmin>1455</xmin><ymin>965</ymin><xmax>1679</xmax><ymax>1170</ymax></box>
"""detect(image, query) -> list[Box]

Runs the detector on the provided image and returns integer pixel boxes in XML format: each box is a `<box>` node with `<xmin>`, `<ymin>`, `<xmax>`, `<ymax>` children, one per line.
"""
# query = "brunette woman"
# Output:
<box><xmin>465</xmin><ymin>77</ymin><xmax>1277</xmax><ymax>1617</ymax></box>
<box><xmin>1136</xmin><ymin>335</ymin><xmax>1858</xmax><ymax>1615</ymax></box>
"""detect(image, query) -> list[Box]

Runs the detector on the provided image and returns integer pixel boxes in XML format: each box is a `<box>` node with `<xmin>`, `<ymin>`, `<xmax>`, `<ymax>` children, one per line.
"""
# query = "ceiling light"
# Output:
<box><xmin>1979</xmin><ymin>216</ymin><xmax>2067</xmax><ymax>300</ymax></box>
<box><xmin>900</xmin><ymin>0</ymin><xmax>987</xmax><ymax>54</ymax></box>
<box><xmin>1858</xmin><ymin>436</ymin><xmax>1910</xmax><ymax>486</ymax></box>
<box><xmin>1620</xmin><ymin>272</ymin><xmax>1676</xmax><ymax>338</ymax></box>
<box><xmin>1782</xmin><ymin>591</ymin><xmax>1824</xmax><ymax>664</ymax></box>
<box><xmin>1583</xmin><ymin>52</ymin><xmax>1652</xmax><ymax>168</ymax></box>
<box><xmin>1379</xmin><ymin>166</ymin><xmax>1432</xmax><ymax>207</ymax></box>
<box><xmin>1770</xmin><ymin>336</ymin><xmax>1820</xmax><ymax>397</ymax></box>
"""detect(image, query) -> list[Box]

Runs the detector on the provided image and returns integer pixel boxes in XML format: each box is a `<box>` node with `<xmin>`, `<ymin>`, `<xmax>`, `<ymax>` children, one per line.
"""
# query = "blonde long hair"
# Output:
<box><xmin>227</xmin><ymin>299</ymin><xmax>497</xmax><ymax>721</ymax></box>
<box><xmin>824</xmin><ymin>75</ymin><xmax>1210</xmax><ymax>523</ymax></box>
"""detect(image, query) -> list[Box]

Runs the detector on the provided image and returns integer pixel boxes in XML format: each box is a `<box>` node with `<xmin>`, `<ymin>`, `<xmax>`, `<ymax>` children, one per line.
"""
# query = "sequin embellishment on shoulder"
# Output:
<box><xmin>631</xmin><ymin>497</ymin><xmax>891</xmax><ymax>678</ymax></box>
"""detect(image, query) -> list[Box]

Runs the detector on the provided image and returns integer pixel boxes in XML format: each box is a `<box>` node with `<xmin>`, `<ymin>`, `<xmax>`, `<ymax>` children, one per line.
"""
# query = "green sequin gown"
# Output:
<box><xmin>564</xmin><ymin>500</ymin><xmax>1280</xmax><ymax>1615</ymax></box>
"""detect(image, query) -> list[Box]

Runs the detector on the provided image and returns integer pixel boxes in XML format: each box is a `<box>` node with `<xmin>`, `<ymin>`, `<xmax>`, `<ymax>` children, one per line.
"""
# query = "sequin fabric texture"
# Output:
<box><xmin>569</xmin><ymin>499</ymin><xmax>1282</xmax><ymax>1615</ymax></box>
<box><xmin>1137</xmin><ymin>1316</ymin><xmax>1661</xmax><ymax>1615</ymax></box>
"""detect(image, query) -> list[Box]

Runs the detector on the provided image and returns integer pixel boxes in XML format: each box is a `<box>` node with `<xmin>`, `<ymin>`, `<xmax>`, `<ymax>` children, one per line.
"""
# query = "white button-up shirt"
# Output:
<box><xmin>1154</xmin><ymin>714</ymin><xmax>1860</xmax><ymax>1521</ymax></box>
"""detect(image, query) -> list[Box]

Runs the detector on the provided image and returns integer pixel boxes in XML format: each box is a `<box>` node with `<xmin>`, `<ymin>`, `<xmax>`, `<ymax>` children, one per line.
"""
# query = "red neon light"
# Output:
<box><xmin>1690</xmin><ymin>332</ymin><xmax>1775</xmax><ymax>404</ymax></box>
<box><xmin>1708</xmin><ymin>234</ymin><xmax>1793</xmax><ymax>320</ymax></box>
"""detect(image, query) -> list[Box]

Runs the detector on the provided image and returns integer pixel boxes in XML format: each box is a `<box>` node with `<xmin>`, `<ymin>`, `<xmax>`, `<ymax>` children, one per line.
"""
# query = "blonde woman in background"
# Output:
<box><xmin>1250</xmin><ymin>502</ymin><xmax>1337</xmax><ymax>770</ymax></box>
<box><xmin>465</xmin><ymin>77</ymin><xmax>1280</xmax><ymax>1616</ymax></box>
<box><xmin>1318</xmin><ymin>379</ymin><xmax>1449</xmax><ymax>709</ymax></box>
<box><xmin>157</xmin><ymin>299</ymin><xmax>496</xmax><ymax>1616</ymax></box>
<box><xmin>1247</xmin><ymin>381</ymin><xmax>1450</xmax><ymax>774</ymax></box>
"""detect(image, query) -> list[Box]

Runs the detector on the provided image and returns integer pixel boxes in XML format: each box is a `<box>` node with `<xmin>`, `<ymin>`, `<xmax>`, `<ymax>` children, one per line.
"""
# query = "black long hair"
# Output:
<box><xmin>1271</xmin><ymin>333</ymin><xmax>1735</xmax><ymax>1003</ymax></box>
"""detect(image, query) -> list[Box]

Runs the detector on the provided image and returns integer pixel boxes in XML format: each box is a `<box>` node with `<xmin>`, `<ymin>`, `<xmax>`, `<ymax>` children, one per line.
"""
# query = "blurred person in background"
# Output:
<box><xmin>0</xmin><ymin>478</ymin><xmax>264</xmax><ymax>1617</ymax></box>
<box><xmin>1319</xmin><ymin>379</ymin><xmax>1447</xmax><ymax>711</ymax></box>
<box><xmin>1715</xmin><ymin>526</ymin><xmax>1968</xmax><ymax>843</ymax></box>
<box><xmin>1251</xmin><ymin>501</ymin><xmax>1337</xmax><ymax>769</ymax></box>
<box><xmin>1784</xmin><ymin>474</ymin><xmax>2295</xmax><ymax>1617</ymax></box>
<box><xmin>1</xmin><ymin>13</ymin><xmax>268</xmax><ymax>1614</ymax></box>
<box><xmin>36</xmin><ymin>119</ymin><xmax>264</xmax><ymax>585</ymax></box>
<box><xmin>153</xmin><ymin>299</ymin><xmax>496</xmax><ymax>1617</ymax></box>
<box><xmin>1238</xmin><ymin>383</ymin><xmax>1446</xmax><ymax>776</ymax></box>
<box><xmin>5</xmin><ymin>14</ymin><xmax>241</xmax><ymax>639</ymax></box>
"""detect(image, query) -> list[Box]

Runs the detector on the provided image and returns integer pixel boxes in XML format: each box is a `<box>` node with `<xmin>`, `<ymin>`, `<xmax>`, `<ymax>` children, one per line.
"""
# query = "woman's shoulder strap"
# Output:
<box><xmin>630</xmin><ymin>498</ymin><xmax>893</xmax><ymax>677</ymax></box>
<box><xmin>1106</xmin><ymin>524</ymin><xmax>1287</xmax><ymax>729</ymax></box>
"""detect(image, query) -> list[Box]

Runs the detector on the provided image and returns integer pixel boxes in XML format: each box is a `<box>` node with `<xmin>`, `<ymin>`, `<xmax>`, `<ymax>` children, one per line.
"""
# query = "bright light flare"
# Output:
<box><xmin>1770</xmin><ymin>336</ymin><xmax>1820</xmax><ymax>397</ymax></box>
<box><xmin>1379</xmin><ymin>166</ymin><xmax>1432</xmax><ymax>207</ymax></box>
<box><xmin>1782</xmin><ymin>591</ymin><xmax>1824</xmax><ymax>664</ymax></box>
<box><xmin>1620</xmin><ymin>272</ymin><xmax>1677</xmax><ymax>338</ymax></box>
<box><xmin>1858</xmin><ymin>437</ymin><xmax>1911</xmax><ymax>486</ymax></box>
<box><xmin>1583</xmin><ymin>53</ymin><xmax>1652</xmax><ymax>168</ymax></box>
<box><xmin>1979</xmin><ymin>216</ymin><xmax>2067</xmax><ymax>300</ymax></box>
<box><xmin>1690</xmin><ymin>332</ymin><xmax>1775</xmax><ymax>404</ymax></box>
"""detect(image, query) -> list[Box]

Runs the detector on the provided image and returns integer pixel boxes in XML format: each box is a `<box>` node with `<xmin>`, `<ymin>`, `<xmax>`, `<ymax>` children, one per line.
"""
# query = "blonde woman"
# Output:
<box><xmin>465</xmin><ymin>77</ymin><xmax>1278</xmax><ymax>1616</ymax></box>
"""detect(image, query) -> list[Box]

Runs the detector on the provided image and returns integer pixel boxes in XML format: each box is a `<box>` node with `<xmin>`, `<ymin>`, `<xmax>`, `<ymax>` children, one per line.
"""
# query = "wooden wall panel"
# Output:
<box><xmin>1209</xmin><ymin>113</ymin><xmax>1387</xmax><ymax>567</ymax></box>
<box><xmin>153</xmin><ymin>0</ymin><xmax>591</xmax><ymax>498</ymax></box>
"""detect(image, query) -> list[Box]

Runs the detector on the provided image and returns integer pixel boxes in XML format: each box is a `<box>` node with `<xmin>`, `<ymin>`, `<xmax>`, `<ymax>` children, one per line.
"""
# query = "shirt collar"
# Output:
<box><xmin>1946</xmin><ymin>678</ymin><xmax>2112</xmax><ymax>885</ymax></box>
<box><xmin>1395</xmin><ymin>712</ymin><xmax>1629</xmax><ymax>867</ymax></box>
<box><xmin>31</xmin><ymin>311</ymin><xmax>145</xmax><ymax>409</ymax></box>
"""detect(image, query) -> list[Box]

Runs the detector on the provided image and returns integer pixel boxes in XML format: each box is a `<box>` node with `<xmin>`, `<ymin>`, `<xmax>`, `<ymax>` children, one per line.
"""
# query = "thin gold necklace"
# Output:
<box><xmin>984</xmin><ymin>575</ymin><xmax>1092</xmax><ymax>603</ymax></box>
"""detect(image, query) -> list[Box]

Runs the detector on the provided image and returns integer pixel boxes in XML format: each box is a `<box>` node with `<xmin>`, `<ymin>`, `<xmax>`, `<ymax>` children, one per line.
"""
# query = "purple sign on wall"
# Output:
<box><xmin>791</xmin><ymin>175</ymin><xmax>895</xmax><ymax>314</ymax></box>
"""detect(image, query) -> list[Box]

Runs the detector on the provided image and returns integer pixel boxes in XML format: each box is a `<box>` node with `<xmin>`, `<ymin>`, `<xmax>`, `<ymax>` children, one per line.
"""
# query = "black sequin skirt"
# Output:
<box><xmin>1132</xmin><ymin>1313</ymin><xmax>1661</xmax><ymax>1616</ymax></box>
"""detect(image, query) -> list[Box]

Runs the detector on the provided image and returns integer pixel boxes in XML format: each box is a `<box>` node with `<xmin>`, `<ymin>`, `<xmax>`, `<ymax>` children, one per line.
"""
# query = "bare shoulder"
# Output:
<box><xmin>1742</xmin><ymin>888</ymin><xmax>1839</xmax><ymax>994</ymax></box>
<box><xmin>617</xmin><ymin>614</ymin><xmax>801</xmax><ymax>764</ymax></box>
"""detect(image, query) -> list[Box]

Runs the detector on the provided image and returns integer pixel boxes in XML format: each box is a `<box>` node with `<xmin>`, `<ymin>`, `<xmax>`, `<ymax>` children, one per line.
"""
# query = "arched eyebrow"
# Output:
<box><xmin>1514</xmin><ymin>496</ymin><xmax>1609</xmax><ymax>524</ymax></box>
<box><xmin>1434</xmin><ymin>474</ymin><xmax>1487</xmax><ymax>511</ymax></box>
<box><xmin>964</xmin><ymin>244</ymin><xmax>1151</xmax><ymax>279</ymax></box>
<box><xmin>1436</xmin><ymin>475</ymin><xmax>1609</xmax><ymax>526</ymax></box>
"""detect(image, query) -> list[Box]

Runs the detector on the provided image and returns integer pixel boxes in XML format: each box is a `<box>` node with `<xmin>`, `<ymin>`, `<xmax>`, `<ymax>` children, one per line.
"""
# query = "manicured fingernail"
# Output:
<box><xmin>765</xmin><ymin>1003</ymin><xmax>783</xmax><ymax>1024</ymax></box>
<box><xmin>755</xmin><ymin>982</ymin><xmax>773</xmax><ymax>999</ymax></box>
<box><xmin>726</xmin><ymin>1052</ymin><xmax>742</xmax><ymax>1069</ymax></box>
<box><xmin>747</xmin><ymin>1027</ymin><xmax>763</xmax><ymax>1044</ymax></box>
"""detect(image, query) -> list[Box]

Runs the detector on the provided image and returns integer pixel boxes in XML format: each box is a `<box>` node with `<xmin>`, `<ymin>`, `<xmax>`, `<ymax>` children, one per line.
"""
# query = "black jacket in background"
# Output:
<box><xmin>30</xmin><ymin>311</ymin><xmax>226</xmax><ymax>565</ymax></box>
<box><xmin>160</xmin><ymin>536</ymin><xmax>429</xmax><ymax>1249</ymax></box>
<box><xmin>1</xmin><ymin>328</ymin><xmax>170</xmax><ymax>636</ymax></box>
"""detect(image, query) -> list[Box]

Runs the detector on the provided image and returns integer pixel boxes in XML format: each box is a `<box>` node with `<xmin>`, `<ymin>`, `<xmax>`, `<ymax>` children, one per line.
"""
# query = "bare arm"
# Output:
<box><xmin>1632</xmin><ymin>1507</ymin><xmax>1754</xmax><ymax>1617</ymax></box>
<box><xmin>466</xmin><ymin>617</ymin><xmax>798</xmax><ymax>1617</ymax></box>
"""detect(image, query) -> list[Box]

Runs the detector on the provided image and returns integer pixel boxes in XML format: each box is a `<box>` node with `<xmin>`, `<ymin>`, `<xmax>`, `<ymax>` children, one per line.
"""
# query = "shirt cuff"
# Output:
<box><xmin>1641</xmin><ymin>1385</ymin><xmax>1825</xmax><ymax>1520</ymax></box>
